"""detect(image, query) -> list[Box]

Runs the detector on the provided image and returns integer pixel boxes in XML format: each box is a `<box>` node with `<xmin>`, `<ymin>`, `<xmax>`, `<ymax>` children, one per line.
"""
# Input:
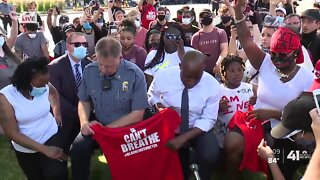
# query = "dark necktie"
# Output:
<box><xmin>180</xmin><ymin>87</ymin><xmax>189</xmax><ymax>133</ymax></box>
<box><xmin>74</xmin><ymin>64</ymin><xmax>82</xmax><ymax>88</ymax></box>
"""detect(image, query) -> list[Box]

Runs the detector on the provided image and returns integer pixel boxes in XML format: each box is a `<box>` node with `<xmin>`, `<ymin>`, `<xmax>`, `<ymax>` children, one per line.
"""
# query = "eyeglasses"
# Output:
<box><xmin>69</xmin><ymin>42</ymin><xmax>89</xmax><ymax>47</ymax></box>
<box><xmin>164</xmin><ymin>33</ymin><xmax>180</xmax><ymax>40</ymax></box>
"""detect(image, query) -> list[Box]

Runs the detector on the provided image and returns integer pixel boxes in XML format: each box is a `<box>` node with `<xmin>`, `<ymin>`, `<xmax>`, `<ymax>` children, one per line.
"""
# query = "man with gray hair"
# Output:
<box><xmin>71</xmin><ymin>37</ymin><xmax>149</xmax><ymax>180</ymax></box>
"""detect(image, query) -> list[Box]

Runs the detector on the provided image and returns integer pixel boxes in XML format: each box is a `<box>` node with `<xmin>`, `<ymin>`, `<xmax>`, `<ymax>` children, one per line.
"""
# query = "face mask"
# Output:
<box><xmin>182</xmin><ymin>18</ymin><xmax>192</xmax><ymax>25</ymax></box>
<box><xmin>96</xmin><ymin>22</ymin><xmax>104</xmax><ymax>27</ymax></box>
<box><xmin>135</xmin><ymin>20</ymin><xmax>141</xmax><ymax>28</ymax></box>
<box><xmin>221</xmin><ymin>16</ymin><xmax>231</xmax><ymax>24</ymax></box>
<box><xmin>30</xmin><ymin>86</ymin><xmax>47</xmax><ymax>97</ymax></box>
<box><xmin>201</xmin><ymin>16</ymin><xmax>213</xmax><ymax>26</ymax></box>
<box><xmin>149</xmin><ymin>42</ymin><xmax>159</xmax><ymax>49</ymax></box>
<box><xmin>28</xmin><ymin>33</ymin><xmax>36</xmax><ymax>39</ymax></box>
<box><xmin>157</xmin><ymin>15</ymin><xmax>165</xmax><ymax>21</ymax></box>
<box><xmin>261</xmin><ymin>46</ymin><xmax>269</xmax><ymax>53</ymax></box>
<box><xmin>277</xmin><ymin>16</ymin><xmax>285</xmax><ymax>24</ymax></box>
<box><xmin>177</xmin><ymin>15</ymin><xmax>182</xmax><ymax>20</ymax></box>
<box><xmin>72</xmin><ymin>46</ymin><xmax>87</xmax><ymax>60</ymax></box>
<box><xmin>165</xmin><ymin>13</ymin><xmax>171</xmax><ymax>21</ymax></box>
<box><xmin>0</xmin><ymin>36</ymin><xmax>5</xmax><ymax>47</ymax></box>
<box><xmin>29</xmin><ymin>11</ymin><xmax>36</xmax><ymax>16</ymax></box>
<box><xmin>83</xmin><ymin>22</ymin><xmax>92</xmax><ymax>30</ymax></box>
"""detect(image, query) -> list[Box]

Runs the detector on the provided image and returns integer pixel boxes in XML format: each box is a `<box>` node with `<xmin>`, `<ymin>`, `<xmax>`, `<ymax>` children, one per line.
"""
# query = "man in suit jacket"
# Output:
<box><xmin>48</xmin><ymin>32</ymin><xmax>92</xmax><ymax>151</ymax></box>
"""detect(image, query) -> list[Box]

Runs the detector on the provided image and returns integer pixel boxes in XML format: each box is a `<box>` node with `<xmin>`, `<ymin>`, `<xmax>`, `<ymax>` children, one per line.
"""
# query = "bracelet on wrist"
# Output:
<box><xmin>235</xmin><ymin>15</ymin><xmax>246</xmax><ymax>24</ymax></box>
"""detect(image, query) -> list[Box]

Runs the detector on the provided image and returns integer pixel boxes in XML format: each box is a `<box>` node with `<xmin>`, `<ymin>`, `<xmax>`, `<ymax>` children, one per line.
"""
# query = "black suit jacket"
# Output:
<box><xmin>48</xmin><ymin>54</ymin><xmax>92</xmax><ymax>119</ymax></box>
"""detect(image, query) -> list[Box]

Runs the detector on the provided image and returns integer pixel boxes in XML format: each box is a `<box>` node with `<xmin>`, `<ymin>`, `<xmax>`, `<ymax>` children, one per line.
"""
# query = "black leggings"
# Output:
<box><xmin>15</xmin><ymin>129</ymin><xmax>68</xmax><ymax>180</ymax></box>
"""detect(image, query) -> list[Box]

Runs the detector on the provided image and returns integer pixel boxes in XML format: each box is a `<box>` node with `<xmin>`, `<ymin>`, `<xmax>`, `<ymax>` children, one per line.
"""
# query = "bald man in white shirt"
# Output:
<box><xmin>148</xmin><ymin>50</ymin><xmax>222</xmax><ymax>180</ymax></box>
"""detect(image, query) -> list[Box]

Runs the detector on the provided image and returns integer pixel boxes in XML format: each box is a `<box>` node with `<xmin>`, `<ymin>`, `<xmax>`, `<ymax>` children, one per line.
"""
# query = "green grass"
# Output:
<box><xmin>0</xmin><ymin>135</ymin><xmax>111</xmax><ymax>180</ymax></box>
<box><xmin>0</xmin><ymin>135</ymin><xmax>305</xmax><ymax>180</ymax></box>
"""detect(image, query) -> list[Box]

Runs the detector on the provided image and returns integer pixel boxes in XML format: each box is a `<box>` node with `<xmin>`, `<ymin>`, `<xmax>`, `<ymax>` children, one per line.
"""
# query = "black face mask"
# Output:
<box><xmin>149</xmin><ymin>42</ymin><xmax>159</xmax><ymax>49</ymax></box>
<box><xmin>221</xmin><ymin>16</ymin><xmax>231</xmax><ymax>24</ymax></box>
<box><xmin>157</xmin><ymin>15</ymin><xmax>165</xmax><ymax>21</ymax></box>
<box><xmin>201</xmin><ymin>16</ymin><xmax>213</xmax><ymax>26</ymax></box>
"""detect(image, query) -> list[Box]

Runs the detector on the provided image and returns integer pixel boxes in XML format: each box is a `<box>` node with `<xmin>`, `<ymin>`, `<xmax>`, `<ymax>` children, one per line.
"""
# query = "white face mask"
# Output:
<box><xmin>0</xmin><ymin>36</ymin><xmax>5</xmax><ymax>47</ymax></box>
<box><xmin>165</xmin><ymin>13</ymin><xmax>171</xmax><ymax>21</ymax></box>
<box><xmin>182</xmin><ymin>18</ymin><xmax>192</xmax><ymax>25</ymax></box>
<box><xmin>97</xmin><ymin>22</ymin><xmax>104</xmax><ymax>27</ymax></box>
<box><xmin>28</xmin><ymin>33</ymin><xmax>36</xmax><ymax>39</ymax></box>
<box><xmin>29</xmin><ymin>11</ymin><xmax>36</xmax><ymax>16</ymax></box>
<box><xmin>135</xmin><ymin>20</ymin><xmax>141</xmax><ymax>28</ymax></box>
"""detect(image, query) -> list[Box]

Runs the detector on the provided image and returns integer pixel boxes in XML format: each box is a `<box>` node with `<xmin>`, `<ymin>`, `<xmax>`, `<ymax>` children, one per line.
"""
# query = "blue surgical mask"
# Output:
<box><xmin>83</xmin><ymin>22</ymin><xmax>92</xmax><ymax>30</ymax></box>
<box><xmin>0</xmin><ymin>36</ymin><xmax>5</xmax><ymax>47</ymax></box>
<box><xmin>277</xmin><ymin>16</ymin><xmax>284</xmax><ymax>25</ymax></box>
<box><xmin>72</xmin><ymin>46</ymin><xmax>87</xmax><ymax>60</ymax></box>
<box><xmin>30</xmin><ymin>86</ymin><xmax>47</xmax><ymax>97</ymax></box>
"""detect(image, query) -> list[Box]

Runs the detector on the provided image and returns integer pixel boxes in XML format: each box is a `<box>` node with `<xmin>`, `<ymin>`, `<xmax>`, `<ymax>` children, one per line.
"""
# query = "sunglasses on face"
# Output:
<box><xmin>69</xmin><ymin>42</ymin><xmax>89</xmax><ymax>47</ymax></box>
<box><xmin>270</xmin><ymin>51</ymin><xmax>295</xmax><ymax>61</ymax></box>
<box><xmin>164</xmin><ymin>33</ymin><xmax>180</xmax><ymax>40</ymax></box>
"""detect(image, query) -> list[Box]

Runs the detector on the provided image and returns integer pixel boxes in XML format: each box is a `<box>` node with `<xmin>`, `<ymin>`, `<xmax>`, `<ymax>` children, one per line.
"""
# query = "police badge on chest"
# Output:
<box><xmin>122</xmin><ymin>81</ymin><xmax>129</xmax><ymax>92</ymax></box>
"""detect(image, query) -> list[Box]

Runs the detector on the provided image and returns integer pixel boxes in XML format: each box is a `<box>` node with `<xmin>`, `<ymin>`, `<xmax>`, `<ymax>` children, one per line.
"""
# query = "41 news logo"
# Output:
<box><xmin>268</xmin><ymin>149</ymin><xmax>312</xmax><ymax>164</ymax></box>
<box><xmin>286</xmin><ymin>150</ymin><xmax>311</xmax><ymax>161</ymax></box>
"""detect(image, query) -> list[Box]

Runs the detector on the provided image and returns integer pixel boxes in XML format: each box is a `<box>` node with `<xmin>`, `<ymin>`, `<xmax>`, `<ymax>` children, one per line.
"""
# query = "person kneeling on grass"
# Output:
<box><xmin>0</xmin><ymin>57</ymin><xmax>68</xmax><ymax>180</ymax></box>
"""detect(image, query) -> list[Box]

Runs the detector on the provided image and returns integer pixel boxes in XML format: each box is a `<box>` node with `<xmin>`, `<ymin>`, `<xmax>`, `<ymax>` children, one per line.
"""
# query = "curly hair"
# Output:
<box><xmin>119</xmin><ymin>18</ymin><xmax>137</xmax><ymax>36</ymax></box>
<box><xmin>11</xmin><ymin>57</ymin><xmax>49</xmax><ymax>94</ymax></box>
<box><xmin>220</xmin><ymin>55</ymin><xmax>245</xmax><ymax>83</ymax></box>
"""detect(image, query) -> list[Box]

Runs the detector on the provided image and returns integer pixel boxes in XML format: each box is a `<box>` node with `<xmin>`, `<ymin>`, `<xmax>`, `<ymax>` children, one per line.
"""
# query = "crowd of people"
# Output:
<box><xmin>0</xmin><ymin>0</ymin><xmax>320</xmax><ymax>179</ymax></box>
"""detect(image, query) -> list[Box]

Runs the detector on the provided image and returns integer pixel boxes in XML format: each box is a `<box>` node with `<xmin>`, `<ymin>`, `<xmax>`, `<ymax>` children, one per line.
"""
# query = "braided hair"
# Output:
<box><xmin>220</xmin><ymin>55</ymin><xmax>245</xmax><ymax>83</ymax></box>
<box><xmin>145</xmin><ymin>22</ymin><xmax>188</xmax><ymax>70</ymax></box>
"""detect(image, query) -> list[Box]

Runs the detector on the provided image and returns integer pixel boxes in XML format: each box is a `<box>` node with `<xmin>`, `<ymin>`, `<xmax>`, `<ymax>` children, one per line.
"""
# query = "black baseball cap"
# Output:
<box><xmin>271</xmin><ymin>92</ymin><xmax>316</xmax><ymax>139</ymax></box>
<box><xmin>300</xmin><ymin>9</ymin><xmax>320</xmax><ymax>21</ymax></box>
<box><xmin>59</xmin><ymin>15</ymin><xmax>69</xmax><ymax>24</ymax></box>
<box><xmin>62</xmin><ymin>23</ymin><xmax>75</xmax><ymax>32</ymax></box>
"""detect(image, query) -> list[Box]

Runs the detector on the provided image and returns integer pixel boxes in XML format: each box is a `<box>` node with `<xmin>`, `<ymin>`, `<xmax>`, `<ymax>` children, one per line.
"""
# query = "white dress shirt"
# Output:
<box><xmin>148</xmin><ymin>66</ymin><xmax>221</xmax><ymax>132</ymax></box>
<box><xmin>68</xmin><ymin>54</ymin><xmax>83</xmax><ymax>79</ymax></box>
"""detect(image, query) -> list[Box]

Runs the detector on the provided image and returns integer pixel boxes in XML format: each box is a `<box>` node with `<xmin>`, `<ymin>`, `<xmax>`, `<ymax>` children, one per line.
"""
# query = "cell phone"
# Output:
<box><xmin>55</xmin><ymin>5</ymin><xmax>60</xmax><ymax>15</ymax></box>
<box><xmin>109</xmin><ymin>24</ymin><xmax>117</xmax><ymax>34</ymax></box>
<box><xmin>313</xmin><ymin>89</ymin><xmax>320</xmax><ymax>115</ymax></box>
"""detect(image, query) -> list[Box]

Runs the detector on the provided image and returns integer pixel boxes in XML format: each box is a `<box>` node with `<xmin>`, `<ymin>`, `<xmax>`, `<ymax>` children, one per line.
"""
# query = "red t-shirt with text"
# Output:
<box><xmin>91</xmin><ymin>108</ymin><xmax>183</xmax><ymax>180</ymax></box>
<box><xmin>140</xmin><ymin>4</ymin><xmax>156</xmax><ymax>29</ymax></box>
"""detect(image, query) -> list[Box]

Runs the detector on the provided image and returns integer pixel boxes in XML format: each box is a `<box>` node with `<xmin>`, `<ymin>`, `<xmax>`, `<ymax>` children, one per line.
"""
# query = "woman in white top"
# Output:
<box><xmin>226</xmin><ymin>0</ymin><xmax>314</xmax><ymax>179</ymax></box>
<box><xmin>144</xmin><ymin>22</ymin><xmax>194</xmax><ymax>87</ymax></box>
<box><xmin>0</xmin><ymin>58</ymin><xmax>67</xmax><ymax>180</ymax></box>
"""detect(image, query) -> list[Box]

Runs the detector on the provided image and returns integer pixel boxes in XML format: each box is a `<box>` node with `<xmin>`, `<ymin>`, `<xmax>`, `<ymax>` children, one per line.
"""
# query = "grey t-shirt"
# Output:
<box><xmin>78</xmin><ymin>60</ymin><xmax>149</xmax><ymax>125</ymax></box>
<box><xmin>0</xmin><ymin>3</ymin><xmax>12</xmax><ymax>16</ymax></box>
<box><xmin>53</xmin><ymin>40</ymin><xmax>67</xmax><ymax>58</ymax></box>
<box><xmin>14</xmin><ymin>32</ymin><xmax>47</xmax><ymax>60</ymax></box>
<box><xmin>0</xmin><ymin>55</ymin><xmax>18</xmax><ymax>89</ymax></box>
